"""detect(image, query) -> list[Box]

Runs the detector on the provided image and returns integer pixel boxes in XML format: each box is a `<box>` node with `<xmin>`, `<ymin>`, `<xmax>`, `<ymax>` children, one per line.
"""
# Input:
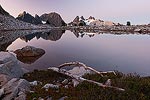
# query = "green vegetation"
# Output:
<box><xmin>23</xmin><ymin>70</ymin><xmax>150</xmax><ymax>100</ymax></box>
<box><xmin>23</xmin><ymin>69</ymin><xmax>70</xmax><ymax>85</ymax></box>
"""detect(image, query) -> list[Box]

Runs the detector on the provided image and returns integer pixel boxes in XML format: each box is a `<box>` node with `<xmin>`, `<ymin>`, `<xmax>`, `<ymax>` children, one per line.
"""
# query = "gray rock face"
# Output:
<box><xmin>16</xmin><ymin>11</ymin><xmax>42</xmax><ymax>25</ymax></box>
<box><xmin>40</xmin><ymin>12</ymin><xmax>66</xmax><ymax>27</ymax></box>
<box><xmin>1</xmin><ymin>78</ymin><xmax>30</xmax><ymax>100</ymax></box>
<box><xmin>0</xmin><ymin>14</ymin><xmax>43</xmax><ymax>31</ymax></box>
<box><xmin>0</xmin><ymin>52</ymin><xmax>24</xmax><ymax>78</ymax></box>
<box><xmin>0</xmin><ymin>74</ymin><xmax>11</xmax><ymax>86</ymax></box>
<box><xmin>73</xmin><ymin>16</ymin><xmax>79</xmax><ymax>23</ymax></box>
<box><xmin>0</xmin><ymin>52</ymin><xmax>30</xmax><ymax>100</ymax></box>
<box><xmin>14</xmin><ymin>46</ymin><xmax>45</xmax><ymax>57</ymax></box>
<box><xmin>0</xmin><ymin>5</ymin><xmax>9</xmax><ymax>16</ymax></box>
<box><xmin>35</xmin><ymin>14</ymin><xmax>42</xmax><ymax>24</ymax></box>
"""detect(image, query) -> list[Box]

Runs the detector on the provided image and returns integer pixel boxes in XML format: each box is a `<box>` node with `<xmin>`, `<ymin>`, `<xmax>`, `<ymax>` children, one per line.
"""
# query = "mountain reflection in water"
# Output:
<box><xmin>1</xmin><ymin>29</ymin><xmax>150</xmax><ymax>76</ymax></box>
<box><xmin>0</xmin><ymin>29</ymin><xmax>65</xmax><ymax>64</ymax></box>
<box><xmin>20</xmin><ymin>30</ymin><xmax>65</xmax><ymax>42</ymax></box>
<box><xmin>0</xmin><ymin>29</ymin><xmax>65</xmax><ymax>51</ymax></box>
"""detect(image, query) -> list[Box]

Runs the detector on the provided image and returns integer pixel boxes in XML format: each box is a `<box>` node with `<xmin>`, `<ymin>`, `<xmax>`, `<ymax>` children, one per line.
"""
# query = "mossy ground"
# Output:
<box><xmin>23</xmin><ymin>70</ymin><xmax>150</xmax><ymax>100</ymax></box>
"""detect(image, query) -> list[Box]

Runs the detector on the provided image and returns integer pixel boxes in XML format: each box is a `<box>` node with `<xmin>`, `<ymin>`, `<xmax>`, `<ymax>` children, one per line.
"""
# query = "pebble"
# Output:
<box><xmin>42</xmin><ymin>83</ymin><xmax>59</xmax><ymax>89</ymax></box>
<box><xmin>62</xmin><ymin>79</ymin><xmax>68</xmax><ymax>85</ymax></box>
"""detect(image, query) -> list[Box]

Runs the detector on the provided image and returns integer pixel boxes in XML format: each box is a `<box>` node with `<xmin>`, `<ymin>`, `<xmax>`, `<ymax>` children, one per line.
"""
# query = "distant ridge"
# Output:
<box><xmin>69</xmin><ymin>16</ymin><xmax>119</xmax><ymax>26</ymax></box>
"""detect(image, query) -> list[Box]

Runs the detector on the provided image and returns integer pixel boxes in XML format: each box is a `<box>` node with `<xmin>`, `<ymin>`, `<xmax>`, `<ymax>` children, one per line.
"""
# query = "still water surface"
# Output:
<box><xmin>5</xmin><ymin>30</ymin><xmax>150</xmax><ymax>76</ymax></box>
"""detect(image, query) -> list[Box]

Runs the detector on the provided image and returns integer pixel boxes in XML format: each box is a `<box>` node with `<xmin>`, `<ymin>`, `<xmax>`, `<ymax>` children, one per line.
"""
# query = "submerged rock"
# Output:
<box><xmin>14</xmin><ymin>46</ymin><xmax>45</xmax><ymax>64</ymax></box>
<box><xmin>14</xmin><ymin>46</ymin><xmax>45</xmax><ymax>57</ymax></box>
<box><xmin>16</xmin><ymin>55</ymin><xmax>44</xmax><ymax>64</ymax></box>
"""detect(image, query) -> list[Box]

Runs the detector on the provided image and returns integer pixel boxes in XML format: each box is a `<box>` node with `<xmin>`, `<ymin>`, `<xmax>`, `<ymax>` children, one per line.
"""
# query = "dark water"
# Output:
<box><xmin>1</xmin><ymin>30</ymin><xmax>150</xmax><ymax>76</ymax></box>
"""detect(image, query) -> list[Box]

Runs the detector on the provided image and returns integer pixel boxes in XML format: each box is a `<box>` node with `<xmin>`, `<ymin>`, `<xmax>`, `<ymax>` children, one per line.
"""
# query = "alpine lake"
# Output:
<box><xmin>1</xmin><ymin>29</ymin><xmax>150</xmax><ymax>76</ymax></box>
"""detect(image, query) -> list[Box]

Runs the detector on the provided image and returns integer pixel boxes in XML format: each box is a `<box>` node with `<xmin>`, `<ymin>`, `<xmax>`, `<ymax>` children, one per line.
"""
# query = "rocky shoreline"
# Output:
<box><xmin>0</xmin><ymin>51</ymin><xmax>150</xmax><ymax>100</ymax></box>
<box><xmin>57</xmin><ymin>25</ymin><xmax>150</xmax><ymax>34</ymax></box>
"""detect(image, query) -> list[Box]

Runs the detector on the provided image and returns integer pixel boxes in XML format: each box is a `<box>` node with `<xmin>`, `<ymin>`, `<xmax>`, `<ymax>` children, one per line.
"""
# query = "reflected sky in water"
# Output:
<box><xmin>7</xmin><ymin>31</ymin><xmax>150</xmax><ymax>76</ymax></box>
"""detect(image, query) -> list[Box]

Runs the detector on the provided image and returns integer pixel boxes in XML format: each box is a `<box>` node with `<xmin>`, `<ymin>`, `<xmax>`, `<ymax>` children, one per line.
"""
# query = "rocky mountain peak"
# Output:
<box><xmin>69</xmin><ymin>16</ymin><xmax>117</xmax><ymax>26</ymax></box>
<box><xmin>40</xmin><ymin>12</ymin><xmax>66</xmax><ymax>27</ymax></box>
<box><xmin>23</xmin><ymin>11</ymin><xmax>26</xmax><ymax>14</ymax></box>
<box><xmin>73</xmin><ymin>16</ymin><xmax>80</xmax><ymax>22</ymax></box>
<box><xmin>35</xmin><ymin>14</ymin><xmax>39</xmax><ymax>18</ymax></box>
<box><xmin>18</xmin><ymin>11</ymin><xmax>26</xmax><ymax>18</ymax></box>
<box><xmin>16</xmin><ymin>12</ymin><xmax>42</xmax><ymax>25</ymax></box>
<box><xmin>0</xmin><ymin>5</ymin><xmax>10</xmax><ymax>16</ymax></box>
<box><xmin>88</xmin><ymin>16</ymin><xmax>95</xmax><ymax>20</ymax></box>
<box><xmin>80</xmin><ymin>16</ymin><xmax>85</xmax><ymax>20</ymax></box>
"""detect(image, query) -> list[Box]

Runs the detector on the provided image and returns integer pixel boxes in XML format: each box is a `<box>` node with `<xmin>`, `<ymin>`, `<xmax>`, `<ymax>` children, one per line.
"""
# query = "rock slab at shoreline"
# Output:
<box><xmin>0</xmin><ymin>51</ymin><xmax>30</xmax><ymax>100</ymax></box>
<box><xmin>0</xmin><ymin>52</ymin><xmax>24</xmax><ymax>78</ymax></box>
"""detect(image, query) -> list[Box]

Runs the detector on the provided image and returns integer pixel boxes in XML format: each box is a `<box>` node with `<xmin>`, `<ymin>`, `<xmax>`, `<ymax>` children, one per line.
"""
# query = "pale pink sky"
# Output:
<box><xmin>1</xmin><ymin>0</ymin><xmax>150</xmax><ymax>24</ymax></box>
